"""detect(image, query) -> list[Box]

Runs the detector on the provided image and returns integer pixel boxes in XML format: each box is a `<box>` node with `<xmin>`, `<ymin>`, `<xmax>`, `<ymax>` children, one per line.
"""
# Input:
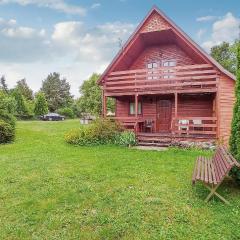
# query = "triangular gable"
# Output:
<box><xmin>140</xmin><ymin>10</ymin><xmax>171</xmax><ymax>33</ymax></box>
<box><xmin>98</xmin><ymin>6</ymin><xmax>235</xmax><ymax>84</ymax></box>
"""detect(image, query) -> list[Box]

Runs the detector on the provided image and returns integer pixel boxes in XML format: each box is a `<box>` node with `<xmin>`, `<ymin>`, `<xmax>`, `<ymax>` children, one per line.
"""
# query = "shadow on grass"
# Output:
<box><xmin>192</xmin><ymin>177</ymin><xmax>240</xmax><ymax>204</ymax></box>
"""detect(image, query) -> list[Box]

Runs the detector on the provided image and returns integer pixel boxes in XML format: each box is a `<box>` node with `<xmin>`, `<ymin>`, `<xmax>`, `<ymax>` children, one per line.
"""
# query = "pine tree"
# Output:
<box><xmin>12</xmin><ymin>89</ymin><xmax>29</xmax><ymax>117</ymax></box>
<box><xmin>41</xmin><ymin>73</ymin><xmax>73</xmax><ymax>112</ymax></box>
<box><xmin>230</xmin><ymin>42</ymin><xmax>240</xmax><ymax>156</ymax></box>
<box><xmin>0</xmin><ymin>75</ymin><xmax>8</xmax><ymax>94</ymax></box>
<box><xmin>15</xmin><ymin>78</ymin><xmax>33</xmax><ymax>100</ymax></box>
<box><xmin>230</xmin><ymin>41</ymin><xmax>240</xmax><ymax>182</ymax></box>
<box><xmin>34</xmin><ymin>92</ymin><xmax>48</xmax><ymax>116</ymax></box>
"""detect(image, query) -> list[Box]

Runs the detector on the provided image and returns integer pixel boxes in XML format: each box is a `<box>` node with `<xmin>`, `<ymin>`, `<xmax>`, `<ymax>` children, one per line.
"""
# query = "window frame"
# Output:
<box><xmin>162</xmin><ymin>60</ymin><xmax>176</xmax><ymax>79</ymax></box>
<box><xmin>129</xmin><ymin>101</ymin><xmax>142</xmax><ymax>115</ymax></box>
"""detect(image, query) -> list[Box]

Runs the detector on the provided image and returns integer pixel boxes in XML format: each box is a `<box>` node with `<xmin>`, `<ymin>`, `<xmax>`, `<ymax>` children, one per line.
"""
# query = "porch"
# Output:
<box><xmin>107</xmin><ymin>92</ymin><xmax>217</xmax><ymax>144</ymax></box>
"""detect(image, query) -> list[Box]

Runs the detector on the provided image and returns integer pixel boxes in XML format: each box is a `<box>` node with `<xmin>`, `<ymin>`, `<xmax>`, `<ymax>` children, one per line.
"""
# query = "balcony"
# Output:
<box><xmin>104</xmin><ymin>64</ymin><xmax>218</xmax><ymax>96</ymax></box>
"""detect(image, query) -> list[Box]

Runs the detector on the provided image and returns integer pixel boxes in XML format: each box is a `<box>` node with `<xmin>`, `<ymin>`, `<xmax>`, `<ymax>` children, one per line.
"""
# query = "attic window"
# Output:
<box><xmin>163</xmin><ymin>60</ymin><xmax>176</xmax><ymax>67</ymax></box>
<box><xmin>147</xmin><ymin>62</ymin><xmax>158</xmax><ymax>69</ymax></box>
<box><xmin>147</xmin><ymin>62</ymin><xmax>158</xmax><ymax>80</ymax></box>
<box><xmin>163</xmin><ymin>60</ymin><xmax>176</xmax><ymax>79</ymax></box>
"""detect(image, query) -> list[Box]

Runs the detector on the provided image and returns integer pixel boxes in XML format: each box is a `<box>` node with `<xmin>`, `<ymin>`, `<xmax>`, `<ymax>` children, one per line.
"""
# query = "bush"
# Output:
<box><xmin>65</xmin><ymin>118</ymin><xmax>123</xmax><ymax>146</ymax></box>
<box><xmin>115</xmin><ymin>131</ymin><xmax>136</xmax><ymax>146</ymax></box>
<box><xmin>0</xmin><ymin>110</ymin><xmax>16</xmax><ymax>129</ymax></box>
<box><xmin>57</xmin><ymin>107</ymin><xmax>75</xmax><ymax>119</ymax></box>
<box><xmin>0</xmin><ymin>120</ymin><xmax>15</xmax><ymax>144</ymax></box>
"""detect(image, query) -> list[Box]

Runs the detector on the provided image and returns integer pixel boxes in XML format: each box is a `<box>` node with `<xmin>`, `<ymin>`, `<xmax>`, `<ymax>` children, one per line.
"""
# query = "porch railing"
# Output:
<box><xmin>172</xmin><ymin>117</ymin><xmax>217</xmax><ymax>137</ymax></box>
<box><xmin>104</xmin><ymin>64</ymin><xmax>218</xmax><ymax>95</ymax></box>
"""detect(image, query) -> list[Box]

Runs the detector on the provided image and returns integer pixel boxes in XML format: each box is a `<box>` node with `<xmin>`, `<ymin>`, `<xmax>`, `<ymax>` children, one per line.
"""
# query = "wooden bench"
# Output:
<box><xmin>192</xmin><ymin>146</ymin><xmax>240</xmax><ymax>204</ymax></box>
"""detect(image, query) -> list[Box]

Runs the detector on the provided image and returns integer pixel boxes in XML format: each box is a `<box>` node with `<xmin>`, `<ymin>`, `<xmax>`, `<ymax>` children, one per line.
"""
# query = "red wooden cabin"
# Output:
<box><xmin>98</xmin><ymin>6</ymin><xmax>236</xmax><ymax>146</ymax></box>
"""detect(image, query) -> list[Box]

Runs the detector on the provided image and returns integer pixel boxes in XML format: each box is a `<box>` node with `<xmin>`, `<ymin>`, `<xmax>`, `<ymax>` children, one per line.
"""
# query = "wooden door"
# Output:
<box><xmin>156</xmin><ymin>100</ymin><xmax>172</xmax><ymax>132</ymax></box>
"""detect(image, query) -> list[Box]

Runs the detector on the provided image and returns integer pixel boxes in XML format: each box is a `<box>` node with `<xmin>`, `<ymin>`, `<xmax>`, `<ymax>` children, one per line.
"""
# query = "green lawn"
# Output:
<box><xmin>0</xmin><ymin>120</ymin><xmax>240</xmax><ymax>239</ymax></box>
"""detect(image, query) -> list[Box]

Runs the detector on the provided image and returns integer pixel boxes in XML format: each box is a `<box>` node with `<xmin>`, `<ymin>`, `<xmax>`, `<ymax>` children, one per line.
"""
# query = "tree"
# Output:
<box><xmin>77</xmin><ymin>73</ymin><xmax>115</xmax><ymax>116</ymax></box>
<box><xmin>41</xmin><ymin>72</ymin><xmax>73</xmax><ymax>112</ymax></box>
<box><xmin>15</xmin><ymin>78</ymin><xmax>33</xmax><ymax>100</ymax></box>
<box><xmin>211</xmin><ymin>41</ymin><xmax>238</xmax><ymax>74</ymax></box>
<box><xmin>12</xmin><ymin>89</ymin><xmax>30</xmax><ymax>117</ymax></box>
<box><xmin>34</xmin><ymin>92</ymin><xmax>48</xmax><ymax>116</ymax></box>
<box><xmin>0</xmin><ymin>75</ymin><xmax>8</xmax><ymax>94</ymax></box>
<box><xmin>230</xmin><ymin>41</ymin><xmax>240</xmax><ymax>182</ymax></box>
<box><xmin>0</xmin><ymin>91</ymin><xmax>16</xmax><ymax>114</ymax></box>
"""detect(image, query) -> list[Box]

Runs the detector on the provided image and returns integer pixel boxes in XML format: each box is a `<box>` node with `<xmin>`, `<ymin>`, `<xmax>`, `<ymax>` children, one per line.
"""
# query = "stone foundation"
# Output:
<box><xmin>171</xmin><ymin>140</ymin><xmax>216</xmax><ymax>150</ymax></box>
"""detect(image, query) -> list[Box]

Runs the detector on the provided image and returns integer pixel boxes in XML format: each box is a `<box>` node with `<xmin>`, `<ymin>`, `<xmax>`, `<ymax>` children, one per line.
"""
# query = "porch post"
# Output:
<box><xmin>135</xmin><ymin>93</ymin><xmax>138</xmax><ymax>132</ymax></box>
<box><xmin>174</xmin><ymin>92</ymin><xmax>178</xmax><ymax>133</ymax></box>
<box><xmin>102</xmin><ymin>90</ymin><xmax>107</xmax><ymax>118</ymax></box>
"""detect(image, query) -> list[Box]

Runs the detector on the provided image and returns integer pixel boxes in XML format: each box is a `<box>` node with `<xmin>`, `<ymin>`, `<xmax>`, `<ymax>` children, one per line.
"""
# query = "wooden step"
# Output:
<box><xmin>138</xmin><ymin>141</ymin><xmax>170</xmax><ymax>147</ymax></box>
<box><xmin>138</xmin><ymin>137</ymin><xmax>172</xmax><ymax>142</ymax></box>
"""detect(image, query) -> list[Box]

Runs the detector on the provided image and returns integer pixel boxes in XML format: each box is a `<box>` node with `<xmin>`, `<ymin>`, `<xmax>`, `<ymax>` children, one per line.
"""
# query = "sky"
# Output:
<box><xmin>0</xmin><ymin>0</ymin><xmax>239</xmax><ymax>97</ymax></box>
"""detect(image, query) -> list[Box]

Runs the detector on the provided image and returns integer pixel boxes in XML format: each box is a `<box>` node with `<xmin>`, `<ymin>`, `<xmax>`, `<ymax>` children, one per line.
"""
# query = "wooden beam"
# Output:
<box><xmin>135</xmin><ymin>94</ymin><xmax>138</xmax><ymax>132</ymax></box>
<box><xmin>102</xmin><ymin>91</ymin><xmax>107</xmax><ymax>118</ymax></box>
<box><xmin>175</xmin><ymin>92</ymin><xmax>178</xmax><ymax>119</ymax></box>
<box><xmin>104</xmin><ymin>88</ymin><xmax>217</xmax><ymax>97</ymax></box>
<box><xmin>109</xmin><ymin>64</ymin><xmax>213</xmax><ymax>76</ymax></box>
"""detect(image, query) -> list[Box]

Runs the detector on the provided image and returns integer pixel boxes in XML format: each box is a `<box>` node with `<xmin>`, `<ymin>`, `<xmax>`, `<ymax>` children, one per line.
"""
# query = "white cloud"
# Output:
<box><xmin>201</xmin><ymin>12</ymin><xmax>240</xmax><ymax>52</ymax></box>
<box><xmin>0</xmin><ymin>18</ymin><xmax>135</xmax><ymax>97</ymax></box>
<box><xmin>91</xmin><ymin>3</ymin><xmax>101</xmax><ymax>9</ymax></box>
<box><xmin>196</xmin><ymin>28</ymin><xmax>206</xmax><ymax>40</ymax></box>
<box><xmin>196</xmin><ymin>15</ymin><xmax>218</xmax><ymax>22</ymax></box>
<box><xmin>0</xmin><ymin>0</ymin><xmax>86</xmax><ymax>16</ymax></box>
<box><xmin>51</xmin><ymin>21</ymin><xmax>135</xmax><ymax>62</ymax></box>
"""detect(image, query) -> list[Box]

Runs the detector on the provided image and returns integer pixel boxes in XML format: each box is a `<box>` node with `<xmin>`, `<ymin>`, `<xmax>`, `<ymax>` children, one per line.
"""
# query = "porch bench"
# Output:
<box><xmin>192</xmin><ymin>146</ymin><xmax>240</xmax><ymax>204</ymax></box>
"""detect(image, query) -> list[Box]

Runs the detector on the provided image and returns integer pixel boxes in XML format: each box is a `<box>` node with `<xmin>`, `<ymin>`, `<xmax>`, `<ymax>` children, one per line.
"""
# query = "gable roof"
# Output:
<box><xmin>98</xmin><ymin>6</ymin><xmax>236</xmax><ymax>84</ymax></box>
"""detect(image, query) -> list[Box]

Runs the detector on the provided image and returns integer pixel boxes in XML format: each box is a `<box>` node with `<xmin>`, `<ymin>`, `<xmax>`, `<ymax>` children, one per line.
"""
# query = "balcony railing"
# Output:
<box><xmin>104</xmin><ymin>64</ymin><xmax>218</xmax><ymax>95</ymax></box>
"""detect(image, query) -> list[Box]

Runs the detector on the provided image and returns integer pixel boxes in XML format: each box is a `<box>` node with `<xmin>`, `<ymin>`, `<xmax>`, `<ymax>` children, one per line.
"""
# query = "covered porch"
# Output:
<box><xmin>104</xmin><ymin>92</ymin><xmax>217</xmax><ymax>142</ymax></box>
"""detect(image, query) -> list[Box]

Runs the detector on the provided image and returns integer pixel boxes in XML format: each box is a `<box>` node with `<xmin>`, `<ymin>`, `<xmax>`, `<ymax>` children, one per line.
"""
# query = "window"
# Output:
<box><xmin>147</xmin><ymin>62</ymin><xmax>158</xmax><ymax>69</ymax></box>
<box><xmin>163</xmin><ymin>60</ymin><xmax>176</xmax><ymax>67</ymax></box>
<box><xmin>147</xmin><ymin>62</ymin><xmax>158</xmax><ymax>80</ymax></box>
<box><xmin>129</xmin><ymin>102</ymin><xmax>142</xmax><ymax>115</ymax></box>
<box><xmin>162</xmin><ymin>60</ymin><xmax>176</xmax><ymax>79</ymax></box>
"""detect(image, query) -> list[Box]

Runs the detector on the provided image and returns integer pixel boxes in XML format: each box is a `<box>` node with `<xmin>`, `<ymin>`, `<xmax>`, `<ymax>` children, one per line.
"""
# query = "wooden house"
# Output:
<box><xmin>98</xmin><ymin>6</ymin><xmax>236</xmax><ymax>146</ymax></box>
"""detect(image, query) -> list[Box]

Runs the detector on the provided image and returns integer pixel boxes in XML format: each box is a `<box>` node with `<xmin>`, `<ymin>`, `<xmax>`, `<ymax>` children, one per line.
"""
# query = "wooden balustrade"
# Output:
<box><xmin>104</xmin><ymin>64</ymin><xmax>218</xmax><ymax>95</ymax></box>
<box><xmin>173</xmin><ymin>117</ymin><xmax>217</xmax><ymax>137</ymax></box>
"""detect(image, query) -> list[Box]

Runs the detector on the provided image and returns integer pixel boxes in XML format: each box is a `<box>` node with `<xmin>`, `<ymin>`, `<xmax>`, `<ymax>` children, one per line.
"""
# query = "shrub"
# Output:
<box><xmin>115</xmin><ymin>131</ymin><xmax>136</xmax><ymax>146</ymax></box>
<box><xmin>0</xmin><ymin>91</ymin><xmax>16</xmax><ymax>114</ymax></box>
<box><xmin>0</xmin><ymin>120</ymin><xmax>15</xmax><ymax>144</ymax></box>
<box><xmin>57</xmin><ymin>107</ymin><xmax>75</xmax><ymax>119</ymax></box>
<box><xmin>0</xmin><ymin>110</ymin><xmax>16</xmax><ymax>129</ymax></box>
<box><xmin>65</xmin><ymin>118</ymin><xmax>123</xmax><ymax>146</ymax></box>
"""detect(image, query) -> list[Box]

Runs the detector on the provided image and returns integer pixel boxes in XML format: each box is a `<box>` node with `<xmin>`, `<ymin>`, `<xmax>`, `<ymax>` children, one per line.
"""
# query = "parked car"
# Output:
<box><xmin>40</xmin><ymin>113</ymin><xmax>65</xmax><ymax>121</ymax></box>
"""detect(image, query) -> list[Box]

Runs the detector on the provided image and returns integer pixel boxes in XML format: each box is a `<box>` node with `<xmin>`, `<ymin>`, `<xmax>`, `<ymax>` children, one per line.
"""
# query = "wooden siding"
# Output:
<box><xmin>130</xmin><ymin>44</ymin><xmax>195</xmax><ymax>69</ymax></box>
<box><xmin>116</xmin><ymin>94</ymin><xmax>213</xmax><ymax>120</ymax></box>
<box><xmin>218</xmin><ymin>76</ymin><xmax>235</xmax><ymax>144</ymax></box>
<box><xmin>175</xmin><ymin>95</ymin><xmax>213</xmax><ymax>118</ymax></box>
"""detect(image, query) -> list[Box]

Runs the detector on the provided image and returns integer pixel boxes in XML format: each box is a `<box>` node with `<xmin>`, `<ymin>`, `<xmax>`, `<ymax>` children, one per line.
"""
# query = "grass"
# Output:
<box><xmin>0</xmin><ymin>120</ymin><xmax>240</xmax><ymax>239</ymax></box>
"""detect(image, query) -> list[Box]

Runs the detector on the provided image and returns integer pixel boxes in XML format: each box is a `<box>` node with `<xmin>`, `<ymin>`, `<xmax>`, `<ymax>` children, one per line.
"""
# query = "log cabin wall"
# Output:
<box><xmin>115</xmin><ymin>94</ymin><xmax>214</xmax><ymax>121</ymax></box>
<box><xmin>174</xmin><ymin>95</ymin><xmax>214</xmax><ymax>118</ymax></box>
<box><xmin>218</xmin><ymin>75</ymin><xmax>235</xmax><ymax>144</ymax></box>
<box><xmin>129</xmin><ymin>44</ymin><xmax>195</xmax><ymax>70</ymax></box>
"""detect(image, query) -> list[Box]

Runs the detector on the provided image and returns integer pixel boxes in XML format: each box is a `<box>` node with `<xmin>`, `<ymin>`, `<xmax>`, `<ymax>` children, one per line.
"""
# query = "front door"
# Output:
<box><xmin>156</xmin><ymin>100</ymin><xmax>172</xmax><ymax>132</ymax></box>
